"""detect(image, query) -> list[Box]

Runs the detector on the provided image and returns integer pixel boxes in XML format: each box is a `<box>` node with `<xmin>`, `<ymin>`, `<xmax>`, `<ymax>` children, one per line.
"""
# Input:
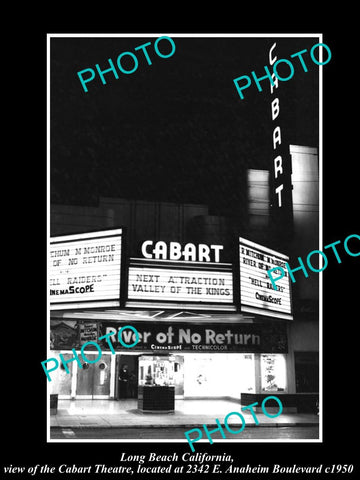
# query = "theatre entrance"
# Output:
<box><xmin>117</xmin><ymin>355</ymin><xmax>139</xmax><ymax>399</ymax></box>
<box><xmin>75</xmin><ymin>353</ymin><xmax>112</xmax><ymax>399</ymax></box>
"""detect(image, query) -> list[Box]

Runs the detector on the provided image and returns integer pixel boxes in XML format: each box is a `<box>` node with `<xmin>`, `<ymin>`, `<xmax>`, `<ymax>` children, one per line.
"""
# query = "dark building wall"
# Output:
<box><xmin>51</xmin><ymin>197</ymin><xmax>210</xmax><ymax>258</ymax></box>
<box><xmin>288</xmin><ymin>145</ymin><xmax>320</xmax><ymax>394</ymax></box>
<box><xmin>289</xmin><ymin>145</ymin><xmax>319</xmax><ymax>304</ymax></box>
<box><xmin>50</xmin><ymin>203</ymin><xmax>114</xmax><ymax>235</ymax></box>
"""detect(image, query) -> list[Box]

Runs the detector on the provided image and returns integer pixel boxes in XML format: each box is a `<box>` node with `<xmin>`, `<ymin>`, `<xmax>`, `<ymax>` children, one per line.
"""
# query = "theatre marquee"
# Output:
<box><xmin>50</xmin><ymin>228</ymin><xmax>123</xmax><ymax>310</ymax></box>
<box><xmin>239</xmin><ymin>237</ymin><xmax>293</xmax><ymax>320</ymax></box>
<box><xmin>126</xmin><ymin>241</ymin><xmax>235</xmax><ymax>311</ymax></box>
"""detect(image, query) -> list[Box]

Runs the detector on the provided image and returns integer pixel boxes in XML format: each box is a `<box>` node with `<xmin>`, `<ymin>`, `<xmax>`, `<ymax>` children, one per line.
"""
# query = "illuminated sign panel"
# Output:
<box><xmin>268</xmin><ymin>42</ymin><xmax>293</xmax><ymax>243</ymax></box>
<box><xmin>49</xmin><ymin>318</ymin><xmax>288</xmax><ymax>353</ymax></box>
<box><xmin>128</xmin><ymin>264</ymin><xmax>233</xmax><ymax>305</ymax></box>
<box><xmin>127</xmin><ymin>241</ymin><xmax>234</xmax><ymax>310</ymax></box>
<box><xmin>101</xmin><ymin>322</ymin><xmax>287</xmax><ymax>353</ymax></box>
<box><xmin>239</xmin><ymin>237</ymin><xmax>293</xmax><ymax>320</ymax></box>
<box><xmin>140</xmin><ymin>240</ymin><xmax>224</xmax><ymax>262</ymax></box>
<box><xmin>50</xmin><ymin>229</ymin><xmax>122</xmax><ymax>309</ymax></box>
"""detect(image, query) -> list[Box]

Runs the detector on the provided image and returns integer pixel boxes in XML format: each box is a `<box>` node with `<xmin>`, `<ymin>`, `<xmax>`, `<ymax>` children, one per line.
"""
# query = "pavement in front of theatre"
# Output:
<box><xmin>50</xmin><ymin>398</ymin><xmax>320</xmax><ymax>429</ymax></box>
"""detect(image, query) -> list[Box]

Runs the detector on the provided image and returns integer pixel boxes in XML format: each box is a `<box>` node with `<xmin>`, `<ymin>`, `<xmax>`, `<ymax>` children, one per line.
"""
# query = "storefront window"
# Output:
<box><xmin>183</xmin><ymin>354</ymin><xmax>255</xmax><ymax>398</ymax></box>
<box><xmin>138</xmin><ymin>355</ymin><xmax>175</xmax><ymax>387</ymax></box>
<box><xmin>50</xmin><ymin>351</ymin><xmax>73</xmax><ymax>397</ymax></box>
<box><xmin>261</xmin><ymin>354</ymin><xmax>287</xmax><ymax>392</ymax></box>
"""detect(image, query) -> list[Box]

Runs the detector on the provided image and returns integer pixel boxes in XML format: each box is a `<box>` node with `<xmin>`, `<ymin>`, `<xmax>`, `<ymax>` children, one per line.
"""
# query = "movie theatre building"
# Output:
<box><xmin>49</xmin><ymin>202</ymin><xmax>318</xmax><ymax>413</ymax></box>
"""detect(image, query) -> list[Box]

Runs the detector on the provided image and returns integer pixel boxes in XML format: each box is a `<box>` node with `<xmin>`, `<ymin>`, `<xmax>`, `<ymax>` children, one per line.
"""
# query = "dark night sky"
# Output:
<box><xmin>50</xmin><ymin>35</ymin><xmax>319</xmax><ymax>213</ymax></box>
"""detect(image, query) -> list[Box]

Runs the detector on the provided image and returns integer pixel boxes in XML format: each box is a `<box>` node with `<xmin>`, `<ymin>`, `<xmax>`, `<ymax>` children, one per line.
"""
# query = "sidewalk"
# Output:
<box><xmin>50</xmin><ymin>399</ymin><xmax>319</xmax><ymax>429</ymax></box>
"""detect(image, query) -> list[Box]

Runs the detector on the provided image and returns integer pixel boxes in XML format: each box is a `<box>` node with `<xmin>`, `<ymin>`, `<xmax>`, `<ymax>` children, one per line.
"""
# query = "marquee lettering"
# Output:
<box><xmin>141</xmin><ymin>241</ymin><xmax>224</xmax><ymax>262</ymax></box>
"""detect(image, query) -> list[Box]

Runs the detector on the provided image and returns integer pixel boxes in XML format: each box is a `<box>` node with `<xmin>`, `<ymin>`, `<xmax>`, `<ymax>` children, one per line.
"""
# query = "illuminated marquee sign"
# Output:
<box><xmin>49</xmin><ymin>319</ymin><xmax>287</xmax><ymax>353</ymax></box>
<box><xmin>141</xmin><ymin>240</ymin><xmax>224</xmax><ymax>262</ymax></box>
<box><xmin>239</xmin><ymin>237</ymin><xmax>293</xmax><ymax>320</ymax></box>
<box><xmin>268</xmin><ymin>42</ymin><xmax>293</xmax><ymax>240</ymax></box>
<box><xmin>100</xmin><ymin>322</ymin><xmax>287</xmax><ymax>353</ymax></box>
<box><xmin>50</xmin><ymin>229</ymin><xmax>123</xmax><ymax>310</ymax></box>
<box><xmin>127</xmin><ymin>241</ymin><xmax>235</xmax><ymax>311</ymax></box>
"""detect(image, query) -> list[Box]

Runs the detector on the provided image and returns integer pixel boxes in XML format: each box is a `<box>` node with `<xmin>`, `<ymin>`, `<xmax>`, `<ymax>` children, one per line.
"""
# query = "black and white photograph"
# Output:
<box><xmin>48</xmin><ymin>33</ymin><xmax>321</xmax><ymax>447</ymax></box>
<box><xmin>3</xmin><ymin>26</ymin><xmax>359</xmax><ymax>479</ymax></box>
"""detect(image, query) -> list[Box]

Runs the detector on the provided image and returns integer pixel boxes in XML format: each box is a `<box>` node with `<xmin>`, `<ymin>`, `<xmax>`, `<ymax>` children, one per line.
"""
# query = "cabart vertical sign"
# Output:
<box><xmin>239</xmin><ymin>237</ymin><xmax>293</xmax><ymax>320</ymax></box>
<box><xmin>268</xmin><ymin>42</ymin><xmax>293</xmax><ymax>243</ymax></box>
<box><xmin>50</xmin><ymin>229</ymin><xmax>123</xmax><ymax>309</ymax></box>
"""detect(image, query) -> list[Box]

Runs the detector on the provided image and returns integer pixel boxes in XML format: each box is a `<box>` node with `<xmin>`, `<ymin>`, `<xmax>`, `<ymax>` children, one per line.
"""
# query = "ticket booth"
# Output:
<box><xmin>138</xmin><ymin>355</ymin><xmax>175</xmax><ymax>413</ymax></box>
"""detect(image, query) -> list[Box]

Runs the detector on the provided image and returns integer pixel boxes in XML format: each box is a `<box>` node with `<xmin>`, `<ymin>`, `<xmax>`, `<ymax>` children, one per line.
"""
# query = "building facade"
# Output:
<box><xmin>49</xmin><ymin>147</ymin><xmax>319</xmax><ymax>413</ymax></box>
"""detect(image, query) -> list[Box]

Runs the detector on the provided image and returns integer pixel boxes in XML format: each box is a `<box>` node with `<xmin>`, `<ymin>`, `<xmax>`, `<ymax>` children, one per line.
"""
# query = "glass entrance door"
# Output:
<box><xmin>117</xmin><ymin>355</ymin><xmax>139</xmax><ymax>399</ymax></box>
<box><xmin>76</xmin><ymin>353</ymin><xmax>111</xmax><ymax>398</ymax></box>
